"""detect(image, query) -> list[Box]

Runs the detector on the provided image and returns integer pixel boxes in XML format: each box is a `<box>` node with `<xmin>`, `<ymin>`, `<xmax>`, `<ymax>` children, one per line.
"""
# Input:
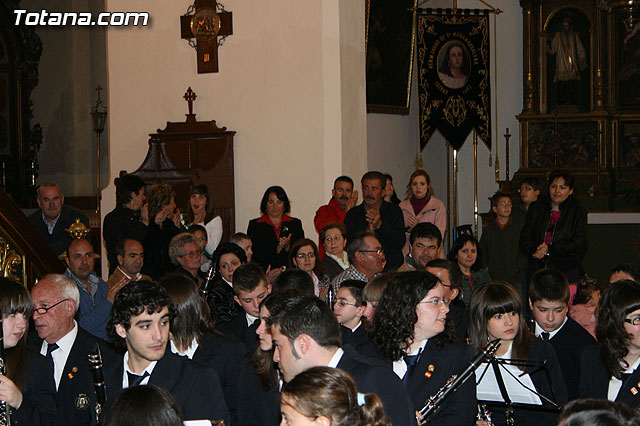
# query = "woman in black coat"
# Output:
<box><xmin>520</xmin><ymin>169</ymin><xmax>587</xmax><ymax>284</ymax></box>
<box><xmin>247</xmin><ymin>186</ymin><xmax>304</xmax><ymax>270</ymax></box>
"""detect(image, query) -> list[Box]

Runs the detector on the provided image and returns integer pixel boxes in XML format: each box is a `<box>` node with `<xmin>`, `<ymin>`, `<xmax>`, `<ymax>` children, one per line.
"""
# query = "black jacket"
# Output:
<box><xmin>104</xmin><ymin>349</ymin><xmax>230</xmax><ymax>423</ymax></box>
<box><xmin>28</xmin><ymin>205</ymin><xmax>90</xmax><ymax>257</ymax></box>
<box><xmin>344</xmin><ymin>201</ymin><xmax>406</xmax><ymax>270</ymax></box>
<box><xmin>103</xmin><ymin>205</ymin><xmax>148</xmax><ymax>274</ymax></box>
<box><xmin>519</xmin><ymin>196</ymin><xmax>587</xmax><ymax>274</ymax></box>
<box><xmin>141</xmin><ymin>219</ymin><xmax>179</xmax><ymax>280</ymax></box>
<box><xmin>247</xmin><ymin>216</ymin><xmax>304</xmax><ymax>270</ymax></box>
<box><xmin>12</xmin><ymin>346</ymin><xmax>57</xmax><ymax>426</ymax></box>
<box><xmin>28</xmin><ymin>328</ymin><xmax>120</xmax><ymax>426</ymax></box>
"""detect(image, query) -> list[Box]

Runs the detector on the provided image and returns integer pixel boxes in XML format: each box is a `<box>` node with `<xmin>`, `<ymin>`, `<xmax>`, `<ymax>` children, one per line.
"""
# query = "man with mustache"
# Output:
<box><xmin>344</xmin><ymin>171</ymin><xmax>406</xmax><ymax>269</ymax></box>
<box><xmin>313</xmin><ymin>176</ymin><xmax>358</xmax><ymax>259</ymax></box>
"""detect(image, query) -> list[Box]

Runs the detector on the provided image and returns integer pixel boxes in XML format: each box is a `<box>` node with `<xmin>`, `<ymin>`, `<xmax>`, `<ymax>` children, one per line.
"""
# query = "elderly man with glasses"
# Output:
<box><xmin>29</xmin><ymin>274</ymin><xmax>119</xmax><ymax>426</ymax></box>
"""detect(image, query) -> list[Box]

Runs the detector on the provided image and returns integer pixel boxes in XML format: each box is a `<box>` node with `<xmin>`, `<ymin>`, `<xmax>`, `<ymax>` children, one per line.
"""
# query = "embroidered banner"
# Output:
<box><xmin>417</xmin><ymin>10</ymin><xmax>491</xmax><ymax>151</ymax></box>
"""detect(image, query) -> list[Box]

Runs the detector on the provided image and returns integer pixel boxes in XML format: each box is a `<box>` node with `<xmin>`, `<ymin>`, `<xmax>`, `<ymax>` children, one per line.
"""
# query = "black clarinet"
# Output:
<box><xmin>201</xmin><ymin>263</ymin><xmax>217</xmax><ymax>298</ymax></box>
<box><xmin>88</xmin><ymin>344</ymin><xmax>106</xmax><ymax>426</ymax></box>
<box><xmin>419</xmin><ymin>339</ymin><xmax>501</xmax><ymax>420</ymax></box>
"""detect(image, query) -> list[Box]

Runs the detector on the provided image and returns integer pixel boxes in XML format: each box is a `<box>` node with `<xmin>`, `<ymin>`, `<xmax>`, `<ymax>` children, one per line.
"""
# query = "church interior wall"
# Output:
<box><xmin>366</xmin><ymin>0</ymin><xmax>523</xmax><ymax>243</ymax></box>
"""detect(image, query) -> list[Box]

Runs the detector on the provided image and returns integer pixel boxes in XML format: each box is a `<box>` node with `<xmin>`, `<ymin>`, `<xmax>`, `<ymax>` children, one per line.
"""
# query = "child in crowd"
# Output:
<box><xmin>569</xmin><ymin>274</ymin><xmax>604</xmax><ymax>339</ymax></box>
<box><xmin>528</xmin><ymin>268</ymin><xmax>595</xmax><ymax>400</ymax></box>
<box><xmin>513</xmin><ymin>177</ymin><xmax>541</xmax><ymax>223</ymax></box>
<box><xmin>480</xmin><ymin>192</ymin><xmax>524</xmax><ymax>288</ymax></box>
<box><xmin>333</xmin><ymin>279</ymin><xmax>367</xmax><ymax>347</ymax></box>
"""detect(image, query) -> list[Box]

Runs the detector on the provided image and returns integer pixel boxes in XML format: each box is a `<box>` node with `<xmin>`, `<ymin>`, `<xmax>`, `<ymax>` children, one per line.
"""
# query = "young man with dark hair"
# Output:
<box><xmin>104</xmin><ymin>280</ymin><xmax>229</xmax><ymax>423</ymax></box>
<box><xmin>609</xmin><ymin>263</ymin><xmax>640</xmax><ymax>284</ymax></box>
<box><xmin>217</xmin><ymin>263</ymin><xmax>271</xmax><ymax>349</ymax></box>
<box><xmin>479</xmin><ymin>192</ymin><xmax>524</xmax><ymax>287</ymax></box>
<box><xmin>272</xmin><ymin>269</ymin><xmax>315</xmax><ymax>295</ymax></box>
<box><xmin>399</xmin><ymin>222</ymin><xmax>442</xmax><ymax>272</ymax></box>
<box><xmin>344</xmin><ymin>171</ymin><xmax>405</xmax><ymax>269</ymax></box>
<box><xmin>529</xmin><ymin>268</ymin><xmax>595</xmax><ymax>400</ymax></box>
<box><xmin>269</xmin><ymin>295</ymin><xmax>417</xmax><ymax>426</ymax></box>
<box><xmin>426</xmin><ymin>258</ymin><xmax>468</xmax><ymax>340</ymax></box>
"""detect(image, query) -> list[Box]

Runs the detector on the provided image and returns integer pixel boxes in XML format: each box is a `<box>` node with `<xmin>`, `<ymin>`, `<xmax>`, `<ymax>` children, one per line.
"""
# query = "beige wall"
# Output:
<box><xmin>102</xmin><ymin>0</ymin><xmax>366</xmax><ymax>272</ymax></box>
<box><xmin>366</xmin><ymin>0</ymin><xmax>523</xmax><ymax>243</ymax></box>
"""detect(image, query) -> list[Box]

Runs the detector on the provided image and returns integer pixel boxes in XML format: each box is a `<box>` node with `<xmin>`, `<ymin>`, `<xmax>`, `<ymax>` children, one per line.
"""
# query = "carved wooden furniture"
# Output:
<box><xmin>0</xmin><ymin>189</ymin><xmax>64</xmax><ymax>288</ymax></box>
<box><xmin>127</xmin><ymin>94</ymin><xmax>236</xmax><ymax>240</ymax></box>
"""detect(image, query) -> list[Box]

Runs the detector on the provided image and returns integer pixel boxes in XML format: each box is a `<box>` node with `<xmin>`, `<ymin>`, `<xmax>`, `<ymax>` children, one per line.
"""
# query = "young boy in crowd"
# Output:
<box><xmin>514</xmin><ymin>177</ymin><xmax>541</xmax><ymax>223</ymax></box>
<box><xmin>333</xmin><ymin>279</ymin><xmax>367</xmax><ymax>347</ymax></box>
<box><xmin>479</xmin><ymin>192</ymin><xmax>523</xmax><ymax>287</ymax></box>
<box><xmin>217</xmin><ymin>263</ymin><xmax>271</xmax><ymax>350</ymax></box>
<box><xmin>529</xmin><ymin>268</ymin><xmax>596</xmax><ymax>400</ymax></box>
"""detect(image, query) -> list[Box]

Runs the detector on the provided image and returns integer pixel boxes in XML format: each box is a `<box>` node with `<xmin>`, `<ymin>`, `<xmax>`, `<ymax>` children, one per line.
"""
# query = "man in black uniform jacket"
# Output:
<box><xmin>344</xmin><ymin>171</ymin><xmax>405</xmax><ymax>270</ymax></box>
<box><xmin>29</xmin><ymin>274</ymin><xmax>120</xmax><ymax>426</ymax></box>
<box><xmin>28</xmin><ymin>183</ymin><xmax>90</xmax><ymax>257</ymax></box>
<box><xmin>529</xmin><ymin>268</ymin><xmax>595</xmax><ymax>400</ymax></box>
<box><xmin>269</xmin><ymin>295</ymin><xmax>417</xmax><ymax>426</ymax></box>
<box><xmin>104</xmin><ymin>280</ymin><xmax>229</xmax><ymax>424</ymax></box>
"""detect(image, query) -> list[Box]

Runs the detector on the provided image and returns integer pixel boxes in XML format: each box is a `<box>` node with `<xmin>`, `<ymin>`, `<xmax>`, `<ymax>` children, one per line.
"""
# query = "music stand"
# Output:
<box><xmin>476</xmin><ymin>356</ymin><xmax>562</xmax><ymax>425</ymax></box>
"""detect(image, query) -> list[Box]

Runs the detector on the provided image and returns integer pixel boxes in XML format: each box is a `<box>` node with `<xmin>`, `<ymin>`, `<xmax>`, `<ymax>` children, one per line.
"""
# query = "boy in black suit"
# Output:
<box><xmin>104</xmin><ymin>280</ymin><xmax>229</xmax><ymax>423</ymax></box>
<box><xmin>529</xmin><ymin>268</ymin><xmax>596</xmax><ymax>400</ymax></box>
<box><xmin>334</xmin><ymin>279</ymin><xmax>368</xmax><ymax>347</ymax></box>
<box><xmin>217</xmin><ymin>263</ymin><xmax>271</xmax><ymax>350</ymax></box>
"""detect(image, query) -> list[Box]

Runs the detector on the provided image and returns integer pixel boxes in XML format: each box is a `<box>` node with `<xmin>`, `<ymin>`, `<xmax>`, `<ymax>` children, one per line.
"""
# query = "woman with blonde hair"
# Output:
<box><xmin>281</xmin><ymin>366</ymin><xmax>391</xmax><ymax>426</ymax></box>
<box><xmin>399</xmin><ymin>170</ymin><xmax>446</xmax><ymax>256</ymax></box>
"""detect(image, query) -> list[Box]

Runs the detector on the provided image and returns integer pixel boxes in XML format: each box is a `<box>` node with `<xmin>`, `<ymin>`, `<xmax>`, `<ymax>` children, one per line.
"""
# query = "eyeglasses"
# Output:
<box><xmin>333</xmin><ymin>300</ymin><xmax>359</xmax><ymax>307</ymax></box>
<box><xmin>358</xmin><ymin>249</ymin><xmax>384</xmax><ymax>256</ymax></box>
<box><xmin>496</xmin><ymin>202</ymin><xmax>512</xmax><ymax>207</ymax></box>
<box><xmin>180</xmin><ymin>250</ymin><xmax>200</xmax><ymax>258</ymax></box>
<box><xmin>625</xmin><ymin>317</ymin><xmax>640</xmax><ymax>326</ymax></box>
<box><xmin>34</xmin><ymin>299</ymin><xmax>70</xmax><ymax>315</ymax></box>
<box><xmin>295</xmin><ymin>253</ymin><xmax>316</xmax><ymax>259</ymax></box>
<box><xmin>419</xmin><ymin>297</ymin><xmax>450</xmax><ymax>307</ymax></box>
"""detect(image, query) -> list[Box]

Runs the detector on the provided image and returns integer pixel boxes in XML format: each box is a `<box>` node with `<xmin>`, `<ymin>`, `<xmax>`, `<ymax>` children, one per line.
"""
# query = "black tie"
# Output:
<box><xmin>46</xmin><ymin>343</ymin><xmax>59</xmax><ymax>357</ymax></box>
<box><xmin>402</xmin><ymin>351</ymin><xmax>421</xmax><ymax>385</ymax></box>
<box><xmin>541</xmin><ymin>332</ymin><xmax>550</xmax><ymax>341</ymax></box>
<box><xmin>127</xmin><ymin>371</ymin><xmax>150</xmax><ymax>387</ymax></box>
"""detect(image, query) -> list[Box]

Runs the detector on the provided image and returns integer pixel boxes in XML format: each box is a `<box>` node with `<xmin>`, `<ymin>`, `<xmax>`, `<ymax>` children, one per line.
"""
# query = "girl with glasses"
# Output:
<box><xmin>580</xmin><ymin>280</ymin><xmax>640</xmax><ymax>411</ymax></box>
<box><xmin>470</xmin><ymin>281</ymin><xmax>567</xmax><ymax>426</ymax></box>
<box><xmin>0</xmin><ymin>277</ymin><xmax>56</xmax><ymax>425</ymax></box>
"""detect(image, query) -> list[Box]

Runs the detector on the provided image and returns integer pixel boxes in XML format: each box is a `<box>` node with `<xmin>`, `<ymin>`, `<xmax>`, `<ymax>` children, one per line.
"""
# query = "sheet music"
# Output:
<box><xmin>184</xmin><ymin>421</ymin><xmax>212</xmax><ymax>426</ymax></box>
<box><xmin>475</xmin><ymin>361</ymin><xmax>542</xmax><ymax>405</ymax></box>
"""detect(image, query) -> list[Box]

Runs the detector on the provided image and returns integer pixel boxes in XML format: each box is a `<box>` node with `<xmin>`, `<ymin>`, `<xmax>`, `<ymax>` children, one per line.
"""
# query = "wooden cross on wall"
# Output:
<box><xmin>180</xmin><ymin>0</ymin><xmax>233</xmax><ymax>74</ymax></box>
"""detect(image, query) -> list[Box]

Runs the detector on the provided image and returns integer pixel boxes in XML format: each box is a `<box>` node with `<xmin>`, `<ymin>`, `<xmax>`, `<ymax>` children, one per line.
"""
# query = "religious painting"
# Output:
<box><xmin>616</xmin><ymin>14</ymin><xmax>640</xmax><ymax>110</ymax></box>
<box><xmin>526</xmin><ymin>121</ymin><xmax>597</xmax><ymax>168</ymax></box>
<box><xmin>416</xmin><ymin>10</ymin><xmax>491</xmax><ymax>151</ymax></box>
<box><xmin>544</xmin><ymin>8</ymin><xmax>591</xmax><ymax>113</ymax></box>
<box><xmin>619</xmin><ymin>122</ymin><xmax>640</xmax><ymax>168</ymax></box>
<box><xmin>365</xmin><ymin>0</ymin><xmax>417</xmax><ymax>115</ymax></box>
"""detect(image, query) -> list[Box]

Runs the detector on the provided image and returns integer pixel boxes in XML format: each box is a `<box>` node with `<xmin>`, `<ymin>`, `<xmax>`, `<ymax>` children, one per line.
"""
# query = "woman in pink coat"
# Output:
<box><xmin>398</xmin><ymin>169</ymin><xmax>447</xmax><ymax>256</ymax></box>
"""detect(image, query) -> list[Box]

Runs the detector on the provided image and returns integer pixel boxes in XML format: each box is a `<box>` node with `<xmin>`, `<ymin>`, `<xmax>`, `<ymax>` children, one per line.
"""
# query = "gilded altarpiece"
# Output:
<box><xmin>517</xmin><ymin>0</ymin><xmax>640</xmax><ymax>191</ymax></box>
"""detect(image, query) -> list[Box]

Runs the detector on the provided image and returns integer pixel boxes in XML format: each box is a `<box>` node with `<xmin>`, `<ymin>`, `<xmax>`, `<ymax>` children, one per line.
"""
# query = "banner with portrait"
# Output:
<box><xmin>417</xmin><ymin>10</ymin><xmax>491</xmax><ymax>151</ymax></box>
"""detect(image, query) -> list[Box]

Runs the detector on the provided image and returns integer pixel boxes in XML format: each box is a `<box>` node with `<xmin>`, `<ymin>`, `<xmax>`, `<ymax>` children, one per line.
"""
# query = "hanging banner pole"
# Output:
<box><xmin>473</xmin><ymin>130</ymin><xmax>479</xmax><ymax>237</ymax></box>
<box><xmin>453</xmin><ymin>147</ymin><xmax>458</xmax><ymax>231</ymax></box>
<box><xmin>446</xmin><ymin>142</ymin><xmax>451</xmax><ymax>251</ymax></box>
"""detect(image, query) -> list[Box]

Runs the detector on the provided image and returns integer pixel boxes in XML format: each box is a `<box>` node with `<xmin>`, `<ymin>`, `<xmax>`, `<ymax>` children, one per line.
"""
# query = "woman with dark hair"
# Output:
<box><xmin>281</xmin><ymin>366</ymin><xmax>391</xmax><ymax>426</ymax></box>
<box><xmin>106</xmin><ymin>384</ymin><xmax>183</xmax><ymax>426</ymax></box>
<box><xmin>287</xmin><ymin>238</ymin><xmax>330</xmax><ymax>299</ymax></box>
<box><xmin>247</xmin><ymin>186</ymin><xmax>304</xmax><ymax>270</ymax></box>
<box><xmin>181</xmin><ymin>184</ymin><xmax>223</xmax><ymax>261</ymax></box>
<box><xmin>142</xmin><ymin>183</ymin><xmax>180</xmax><ymax>279</ymax></box>
<box><xmin>470</xmin><ymin>281</ymin><xmax>567</xmax><ymax>426</ymax></box>
<box><xmin>237</xmin><ymin>289</ymin><xmax>302</xmax><ymax>426</ymax></box>
<box><xmin>0</xmin><ymin>278</ymin><xmax>56</xmax><ymax>425</ymax></box>
<box><xmin>205</xmin><ymin>242</ymin><xmax>248</xmax><ymax>325</ymax></box>
<box><xmin>159</xmin><ymin>273</ymin><xmax>245</xmax><ymax>426</ymax></box>
<box><xmin>448</xmin><ymin>234</ymin><xmax>490</xmax><ymax>307</ymax></box>
<box><xmin>399</xmin><ymin>169</ymin><xmax>447</xmax><ymax>256</ymax></box>
<box><xmin>580</xmin><ymin>280</ymin><xmax>640</xmax><ymax>410</ymax></box>
<box><xmin>358</xmin><ymin>271</ymin><xmax>477</xmax><ymax>426</ymax></box>
<box><xmin>383</xmin><ymin>174</ymin><xmax>401</xmax><ymax>205</ymax></box>
<box><xmin>319</xmin><ymin>222</ymin><xmax>349</xmax><ymax>280</ymax></box>
<box><xmin>520</xmin><ymin>169</ymin><xmax>588</xmax><ymax>284</ymax></box>
<box><xmin>559</xmin><ymin>398</ymin><xmax>639</xmax><ymax>426</ymax></box>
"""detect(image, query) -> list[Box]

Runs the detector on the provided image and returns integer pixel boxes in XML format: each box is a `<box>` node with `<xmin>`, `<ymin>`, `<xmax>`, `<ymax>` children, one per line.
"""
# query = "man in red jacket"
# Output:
<box><xmin>314</xmin><ymin>176</ymin><xmax>358</xmax><ymax>258</ymax></box>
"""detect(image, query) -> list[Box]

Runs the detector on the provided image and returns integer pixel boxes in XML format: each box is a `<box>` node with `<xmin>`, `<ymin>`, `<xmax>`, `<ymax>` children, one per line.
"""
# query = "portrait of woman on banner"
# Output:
<box><xmin>437</xmin><ymin>40</ymin><xmax>471</xmax><ymax>89</ymax></box>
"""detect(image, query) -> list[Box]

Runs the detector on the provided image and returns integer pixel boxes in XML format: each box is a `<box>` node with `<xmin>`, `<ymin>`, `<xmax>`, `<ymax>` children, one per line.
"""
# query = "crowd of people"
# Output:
<box><xmin>2</xmin><ymin>168</ymin><xmax>638</xmax><ymax>426</ymax></box>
